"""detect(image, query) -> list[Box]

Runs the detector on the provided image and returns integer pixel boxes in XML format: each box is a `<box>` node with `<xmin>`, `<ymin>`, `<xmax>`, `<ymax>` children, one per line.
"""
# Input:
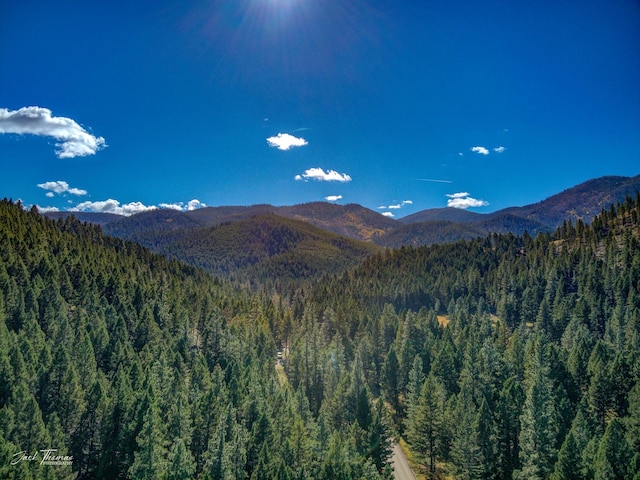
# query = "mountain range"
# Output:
<box><xmin>45</xmin><ymin>174</ymin><xmax>640</xmax><ymax>281</ymax></box>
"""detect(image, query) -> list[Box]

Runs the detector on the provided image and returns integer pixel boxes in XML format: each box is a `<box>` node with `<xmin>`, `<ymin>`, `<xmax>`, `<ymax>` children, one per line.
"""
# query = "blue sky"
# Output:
<box><xmin>1</xmin><ymin>0</ymin><xmax>639</xmax><ymax>218</ymax></box>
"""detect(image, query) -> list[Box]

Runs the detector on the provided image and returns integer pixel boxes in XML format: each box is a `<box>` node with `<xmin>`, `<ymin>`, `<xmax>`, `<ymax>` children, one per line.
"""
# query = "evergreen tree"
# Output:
<box><xmin>550</xmin><ymin>430</ymin><xmax>583</xmax><ymax>480</ymax></box>
<box><xmin>515</xmin><ymin>368</ymin><xmax>559</xmax><ymax>480</ymax></box>
<box><xmin>593</xmin><ymin>418</ymin><xmax>633</xmax><ymax>480</ymax></box>
<box><xmin>166</xmin><ymin>437</ymin><xmax>196</xmax><ymax>480</ymax></box>
<box><xmin>405</xmin><ymin>374</ymin><xmax>444</xmax><ymax>478</ymax></box>
<box><xmin>450</xmin><ymin>390</ymin><xmax>484</xmax><ymax>480</ymax></box>
<box><xmin>127</xmin><ymin>398</ymin><xmax>169</xmax><ymax>480</ymax></box>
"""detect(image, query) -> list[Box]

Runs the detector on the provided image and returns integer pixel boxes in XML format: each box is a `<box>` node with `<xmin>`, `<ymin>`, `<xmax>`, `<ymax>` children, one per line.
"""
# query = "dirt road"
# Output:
<box><xmin>392</xmin><ymin>442</ymin><xmax>416</xmax><ymax>480</ymax></box>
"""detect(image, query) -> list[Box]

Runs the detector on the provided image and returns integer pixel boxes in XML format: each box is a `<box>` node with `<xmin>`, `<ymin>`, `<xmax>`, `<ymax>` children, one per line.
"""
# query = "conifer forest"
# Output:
<box><xmin>1</xmin><ymin>194</ymin><xmax>640</xmax><ymax>479</ymax></box>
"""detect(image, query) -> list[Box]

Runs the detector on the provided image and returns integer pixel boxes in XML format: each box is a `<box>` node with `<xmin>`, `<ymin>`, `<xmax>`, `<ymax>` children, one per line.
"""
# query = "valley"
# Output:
<box><xmin>1</xmin><ymin>174</ymin><xmax>640</xmax><ymax>479</ymax></box>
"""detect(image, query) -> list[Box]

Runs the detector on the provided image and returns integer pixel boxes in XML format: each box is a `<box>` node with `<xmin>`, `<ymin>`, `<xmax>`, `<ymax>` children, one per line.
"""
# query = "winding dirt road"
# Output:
<box><xmin>392</xmin><ymin>442</ymin><xmax>416</xmax><ymax>480</ymax></box>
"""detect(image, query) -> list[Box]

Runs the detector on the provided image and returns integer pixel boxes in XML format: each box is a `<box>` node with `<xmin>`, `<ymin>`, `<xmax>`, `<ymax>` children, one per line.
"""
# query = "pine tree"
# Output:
<box><xmin>450</xmin><ymin>390</ymin><xmax>484</xmax><ymax>480</ymax></box>
<box><xmin>405</xmin><ymin>374</ymin><xmax>444</xmax><ymax>478</ymax></box>
<box><xmin>127</xmin><ymin>397</ymin><xmax>169</xmax><ymax>480</ymax></box>
<box><xmin>166</xmin><ymin>437</ymin><xmax>196</xmax><ymax>480</ymax></box>
<box><xmin>381</xmin><ymin>346</ymin><xmax>400</xmax><ymax>416</ymax></box>
<box><xmin>550</xmin><ymin>430</ymin><xmax>583</xmax><ymax>480</ymax></box>
<box><xmin>495</xmin><ymin>377</ymin><xmax>524</xmax><ymax>479</ymax></box>
<box><xmin>515</xmin><ymin>368</ymin><xmax>559</xmax><ymax>480</ymax></box>
<box><xmin>593</xmin><ymin>418</ymin><xmax>633</xmax><ymax>480</ymax></box>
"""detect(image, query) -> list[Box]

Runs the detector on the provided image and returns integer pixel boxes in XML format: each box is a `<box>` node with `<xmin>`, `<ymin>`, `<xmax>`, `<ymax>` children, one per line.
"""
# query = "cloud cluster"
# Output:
<box><xmin>70</xmin><ymin>199</ymin><xmax>157</xmax><ymax>216</ymax></box>
<box><xmin>470</xmin><ymin>145</ymin><xmax>506</xmax><ymax>155</ymax></box>
<box><xmin>325</xmin><ymin>195</ymin><xmax>343</xmax><ymax>202</ymax></box>
<box><xmin>37</xmin><ymin>180</ymin><xmax>87</xmax><ymax>197</ymax></box>
<box><xmin>446</xmin><ymin>192</ymin><xmax>489</xmax><ymax>209</ymax></box>
<box><xmin>70</xmin><ymin>198</ymin><xmax>208</xmax><ymax>216</ymax></box>
<box><xmin>377</xmin><ymin>200</ymin><xmax>413</xmax><ymax>217</ymax></box>
<box><xmin>471</xmin><ymin>146</ymin><xmax>490</xmax><ymax>155</ymax></box>
<box><xmin>295</xmin><ymin>168</ymin><xmax>352</xmax><ymax>182</ymax></box>
<box><xmin>266</xmin><ymin>133</ymin><xmax>308</xmax><ymax>151</ymax></box>
<box><xmin>0</xmin><ymin>106</ymin><xmax>106</xmax><ymax>158</ymax></box>
<box><xmin>378</xmin><ymin>200</ymin><xmax>413</xmax><ymax>210</ymax></box>
<box><xmin>158</xmin><ymin>199</ymin><xmax>207</xmax><ymax>211</ymax></box>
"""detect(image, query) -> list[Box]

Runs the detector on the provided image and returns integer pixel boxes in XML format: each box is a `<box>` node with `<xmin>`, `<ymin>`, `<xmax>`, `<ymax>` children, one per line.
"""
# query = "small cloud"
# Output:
<box><xmin>295</xmin><ymin>167</ymin><xmax>352</xmax><ymax>182</ymax></box>
<box><xmin>71</xmin><ymin>199</ymin><xmax>156</xmax><ymax>216</ymax></box>
<box><xmin>37</xmin><ymin>180</ymin><xmax>87</xmax><ymax>196</ymax></box>
<box><xmin>470</xmin><ymin>146</ymin><xmax>489</xmax><ymax>155</ymax></box>
<box><xmin>378</xmin><ymin>200</ymin><xmax>413</xmax><ymax>210</ymax></box>
<box><xmin>325</xmin><ymin>195</ymin><xmax>343</xmax><ymax>202</ymax></box>
<box><xmin>0</xmin><ymin>106</ymin><xmax>106</xmax><ymax>158</ymax></box>
<box><xmin>187</xmin><ymin>199</ymin><xmax>206</xmax><ymax>210</ymax></box>
<box><xmin>381</xmin><ymin>212</ymin><xmax>395</xmax><ymax>217</ymax></box>
<box><xmin>35</xmin><ymin>205</ymin><xmax>60</xmax><ymax>213</ymax></box>
<box><xmin>159</xmin><ymin>202</ymin><xmax>184</xmax><ymax>211</ymax></box>
<box><xmin>266</xmin><ymin>133</ymin><xmax>308</xmax><ymax>151</ymax></box>
<box><xmin>446</xmin><ymin>192</ymin><xmax>489</xmax><ymax>209</ymax></box>
<box><xmin>458</xmin><ymin>152</ymin><xmax>464</xmax><ymax>157</ymax></box>
<box><xmin>493</xmin><ymin>146</ymin><xmax>505</xmax><ymax>153</ymax></box>
<box><xmin>158</xmin><ymin>199</ymin><xmax>207</xmax><ymax>212</ymax></box>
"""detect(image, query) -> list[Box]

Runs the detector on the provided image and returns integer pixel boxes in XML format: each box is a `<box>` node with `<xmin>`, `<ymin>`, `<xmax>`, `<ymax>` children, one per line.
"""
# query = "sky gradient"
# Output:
<box><xmin>1</xmin><ymin>0</ymin><xmax>639</xmax><ymax>218</ymax></box>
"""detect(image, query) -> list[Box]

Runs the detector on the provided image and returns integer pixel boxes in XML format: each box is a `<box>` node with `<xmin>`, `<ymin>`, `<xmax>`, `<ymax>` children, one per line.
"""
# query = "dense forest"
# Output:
<box><xmin>0</xmin><ymin>200</ymin><xmax>392</xmax><ymax>479</ymax></box>
<box><xmin>1</xmin><ymin>192</ymin><xmax>640</xmax><ymax>479</ymax></box>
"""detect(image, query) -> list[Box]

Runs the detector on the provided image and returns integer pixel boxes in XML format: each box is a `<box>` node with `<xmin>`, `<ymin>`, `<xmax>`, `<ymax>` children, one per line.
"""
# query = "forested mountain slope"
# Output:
<box><xmin>0</xmin><ymin>199</ymin><xmax>393</xmax><ymax>479</ymax></box>
<box><xmin>48</xmin><ymin>174</ymin><xmax>640</xmax><ymax>252</ymax></box>
<box><xmin>293</xmin><ymin>193</ymin><xmax>640</xmax><ymax>479</ymax></box>
<box><xmin>109</xmin><ymin>213</ymin><xmax>382</xmax><ymax>288</ymax></box>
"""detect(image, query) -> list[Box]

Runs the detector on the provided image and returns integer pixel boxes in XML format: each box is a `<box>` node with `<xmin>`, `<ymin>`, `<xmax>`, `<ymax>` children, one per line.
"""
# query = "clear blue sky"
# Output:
<box><xmin>1</xmin><ymin>0</ymin><xmax>639</xmax><ymax>217</ymax></box>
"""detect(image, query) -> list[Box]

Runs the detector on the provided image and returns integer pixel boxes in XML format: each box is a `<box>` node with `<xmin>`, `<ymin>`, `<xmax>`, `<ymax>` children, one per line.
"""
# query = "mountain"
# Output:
<box><xmin>374</xmin><ymin>220</ymin><xmax>487</xmax><ymax>248</ymax></box>
<box><xmin>0</xmin><ymin>199</ymin><xmax>393</xmax><ymax>479</ymax></box>
<box><xmin>390</xmin><ymin>174</ymin><xmax>640</xmax><ymax>246</ymax></box>
<box><xmin>495</xmin><ymin>174</ymin><xmax>640</xmax><ymax>228</ymax></box>
<box><xmin>45</xmin><ymin>210</ymin><xmax>120</xmax><ymax>225</ymax></box>
<box><xmin>107</xmin><ymin>213</ymin><xmax>381</xmax><ymax>285</ymax></box>
<box><xmin>399</xmin><ymin>207</ymin><xmax>484</xmax><ymax>224</ymax></box>
<box><xmin>185</xmin><ymin>202</ymin><xmax>399</xmax><ymax>241</ymax></box>
<box><xmin>276</xmin><ymin>202</ymin><xmax>398</xmax><ymax>241</ymax></box>
<box><xmin>45</xmin><ymin>174</ymin><xmax>640</xmax><ymax>253</ymax></box>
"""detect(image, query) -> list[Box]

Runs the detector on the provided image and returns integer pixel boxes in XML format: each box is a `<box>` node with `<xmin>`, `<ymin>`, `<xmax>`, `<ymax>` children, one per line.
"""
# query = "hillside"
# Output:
<box><xmin>105</xmin><ymin>212</ymin><xmax>381</xmax><ymax>286</ymax></box>
<box><xmin>374</xmin><ymin>220</ymin><xmax>487</xmax><ymax>248</ymax></box>
<box><xmin>3</xmin><ymin>191</ymin><xmax>640</xmax><ymax>479</ymax></box>
<box><xmin>46</xmin><ymin>174</ymin><xmax>640</xmax><ymax>254</ymax></box>
<box><xmin>301</xmin><ymin>193</ymin><xmax>640</xmax><ymax>479</ymax></box>
<box><xmin>497</xmin><ymin>174</ymin><xmax>640</xmax><ymax>227</ymax></box>
<box><xmin>0</xmin><ymin>199</ymin><xmax>393</xmax><ymax>479</ymax></box>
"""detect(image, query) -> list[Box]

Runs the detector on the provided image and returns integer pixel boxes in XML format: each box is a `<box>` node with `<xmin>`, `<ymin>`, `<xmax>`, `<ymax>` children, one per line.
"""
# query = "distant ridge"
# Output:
<box><xmin>45</xmin><ymin>174</ymin><xmax>640</xmax><ymax>250</ymax></box>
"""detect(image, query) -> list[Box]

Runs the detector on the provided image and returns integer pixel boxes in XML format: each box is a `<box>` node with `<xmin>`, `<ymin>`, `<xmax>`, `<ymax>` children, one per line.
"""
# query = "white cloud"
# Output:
<box><xmin>381</xmin><ymin>212</ymin><xmax>395</xmax><ymax>217</ymax></box>
<box><xmin>156</xmin><ymin>199</ymin><xmax>208</xmax><ymax>212</ymax></box>
<box><xmin>37</xmin><ymin>180</ymin><xmax>88</xmax><ymax>196</ymax></box>
<box><xmin>378</xmin><ymin>200</ymin><xmax>413</xmax><ymax>210</ymax></box>
<box><xmin>71</xmin><ymin>199</ymin><xmax>157</xmax><ymax>216</ymax></box>
<box><xmin>470</xmin><ymin>146</ymin><xmax>489</xmax><ymax>155</ymax></box>
<box><xmin>0</xmin><ymin>106</ymin><xmax>106</xmax><ymax>158</ymax></box>
<box><xmin>325</xmin><ymin>195</ymin><xmax>343</xmax><ymax>202</ymax></box>
<box><xmin>446</xmin><ymin>192</ymin><xmax>470</xmax><ymax>199</ymax></box>
<box><xmin>446</xmin><ymin>192</ymin><xmax>489</xmax><ymax>209</ymax></box>
<box><xmin>35</xmin><ymin>205</ymin><xmax>60</xmax><ymax>213</ymax></box>
<box><xmin>159</xmin><ymin>202</ymin><xmax>184</xmax><ymax>211</ymax></box>
<box><xmin>295</xmin><ymin>167</ymin><xmax>352</xmax><ymax>182</ymax></box>
<box><xmin>493</xmin><ymin>146</ymin><xmax>505</xmax><ymax>153</ymax></box>
<box><xmin>266</xmin><ymin>133</ymin><xmax>308</xmax><ymax>151</ymax></box>
<box><xmin>187</xmin><ymin>199</ymin><xmax>206</xmax><ymax>210</ymax></box>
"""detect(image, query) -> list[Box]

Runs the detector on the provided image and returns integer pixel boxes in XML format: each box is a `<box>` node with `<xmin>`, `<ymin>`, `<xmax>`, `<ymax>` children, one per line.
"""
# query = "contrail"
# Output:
<box><xmin>416</xmin><ymin>178</ymin><xmax>453</xmax><ymax>183</ymax></box>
